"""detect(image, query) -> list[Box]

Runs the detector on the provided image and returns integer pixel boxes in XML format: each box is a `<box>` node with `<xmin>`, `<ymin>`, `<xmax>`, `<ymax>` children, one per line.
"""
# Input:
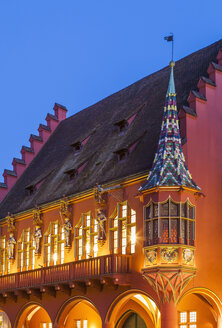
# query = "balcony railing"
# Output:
<box><xmin>0</xmin><ymin>254</ymin><xmax>131</xmax><ymax>291</ymax></box>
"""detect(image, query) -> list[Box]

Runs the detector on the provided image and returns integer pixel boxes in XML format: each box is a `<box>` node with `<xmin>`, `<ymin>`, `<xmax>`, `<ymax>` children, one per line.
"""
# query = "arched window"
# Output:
<box><xmin>17</xmin><ymin>229</ymin><xmax>35</xmax><ymax>271</ymax></box>
<box><xmin>44</xmin><ymin>222</ymin><xmax>65</xmax><ymax>266</ymax></box>
<box><xmin>109</xmin><ymin>202</ymin><xmax>136</xmax><ymax>255</ymax></box>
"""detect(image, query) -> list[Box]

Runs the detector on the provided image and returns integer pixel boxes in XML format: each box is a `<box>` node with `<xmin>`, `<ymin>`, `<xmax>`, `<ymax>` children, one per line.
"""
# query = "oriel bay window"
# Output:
<box><xmin>44</xmin><ymin>222</ymin><xmax>65</xmax><ymax>266</ymax></box>
<box><xmin>17</xmin><ymin>229</ymin><xmax>35</xmax><ymax>271</ymax></box>
<box><xmin>109</xmin><ymin>202</ymin><xmax>136</xmax><ymax>254</ymax></box>
<box><xmin>144</xmin><ymin>198</ymin><xmax>195</xmax><ymax>246</ymax></box>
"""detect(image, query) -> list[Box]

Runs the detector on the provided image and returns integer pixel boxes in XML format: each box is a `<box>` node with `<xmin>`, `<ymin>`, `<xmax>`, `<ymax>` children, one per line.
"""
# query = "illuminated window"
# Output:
<box><xmin>44</xmin><ymin>222</ymin><xmax>60</xmax><ymax>266</ymax></box>
<box><xmin>93</xmin><ymin>219</ymin><xmax>98</xmax><ymax>258</ymax></box>
<box><xmin>75</xmin><ymin>212</ymin><xmax>94</xmax><ymax>260</ymax></box>
<box><xmin>109</xmin><ymin>202</ymin><xmax>136</xmax><ymax>255</ymax></box>
<box><xmin>42</xmin><ymin>324</ymin><xmax>52</xmax><ymax>328</ymax></box>
<box><xmin>0</xmin><ymin>237</ymin><xmax>7</xmax><ymax>275</ymax></box>
<box><xmin>76</xmin><ymin>321</ymin><xmax>81</xmax><ymax>328</ymax></box>
<box><xmin>130</xmin><ymin>209</ymin><xmax>136</xmax><ymax>253</ymax></box>
<box><xmin>17</xmin><ymin>230</ymin><xmax>35</xmax><ymax>271</ymax></box>
<box><xmin>60</xmin><ymin>227</ymin><xmax>65</xmax><ymax>264</ymax></box>
<box><xmin>179</xmin><ymin>311</ymin><xmax>197</xmax><ymax>328</ymax></box>
<box><xmin>75</xmin><ymin>320</ymin><xmax>87</xmax><ymax>328</ymax></box>
<box><xmin>144</xmin><ymin>199</ymin><xmax>195</xmax><ymax>246</ymax></box>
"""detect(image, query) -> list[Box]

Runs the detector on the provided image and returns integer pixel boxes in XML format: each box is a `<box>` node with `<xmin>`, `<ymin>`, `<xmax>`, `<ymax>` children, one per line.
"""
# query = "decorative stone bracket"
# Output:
<box><xmin>143</xmin><ymin>267</ymin><xmax>196</xmax><ymax>304</ymax></box>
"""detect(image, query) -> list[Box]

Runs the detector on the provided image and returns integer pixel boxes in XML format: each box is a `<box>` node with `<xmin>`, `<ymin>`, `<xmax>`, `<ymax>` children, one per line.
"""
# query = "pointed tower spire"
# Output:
<box><xmin>140</xmin><ymin>61</ymin><xmax>199</xmax><ymax>192</ymax></box>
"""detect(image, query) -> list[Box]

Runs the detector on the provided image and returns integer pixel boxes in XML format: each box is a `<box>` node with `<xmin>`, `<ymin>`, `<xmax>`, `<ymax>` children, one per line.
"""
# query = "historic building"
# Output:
<box><xmin>0</xmin><ymin>39</ymin><xmax>221</xmax><ymax>328</ymax></box>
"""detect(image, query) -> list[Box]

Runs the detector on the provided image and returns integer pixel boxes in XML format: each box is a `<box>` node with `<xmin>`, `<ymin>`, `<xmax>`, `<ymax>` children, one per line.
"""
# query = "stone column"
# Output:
<box><xmin>161</xmin><ymin>300</ymin><xmax>178</xmax><ymax>328</ymax></box>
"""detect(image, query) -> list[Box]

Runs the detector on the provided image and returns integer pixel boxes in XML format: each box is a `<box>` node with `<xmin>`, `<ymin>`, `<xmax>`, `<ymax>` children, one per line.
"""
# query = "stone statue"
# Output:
<box><xmin>64</xmin><ymin>217</ymin><xmax>72</xmax><ymax>247</ymax></box>
<box><xmin>8</xmin><ymin>233</ymin><xmax>16</xmax><ymax>260</ymax></box>
<box><xmin>34</xmin><ymin>225</ymin><xmax>42</xmax><ymax>254</ymax></box>
<box><xmin>96</xmin><ymin>209</ymin><xmax>107</xmax><ymax>241</ymax></box>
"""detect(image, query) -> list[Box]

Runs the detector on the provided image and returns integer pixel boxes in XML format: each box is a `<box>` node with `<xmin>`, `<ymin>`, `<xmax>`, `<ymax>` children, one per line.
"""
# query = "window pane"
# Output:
<box><xmin>161</xmin><ymin>219</ymin><xmax>169</xmax><ymax>243</ymax></box>
<box><xmin>161</xmin><ymin>202</ymin><xmax>169</xmax><ymax>216</ymax></box>
<box><xmin>190</xmin><ymin>325</ymin><xmax>196</xmax><ymax>328</ymax></box>
<box><xmin>180</xmin><ymin>312</ymin><xmax>187</xmax><ymax>323</ymax></box>
<box><xmin>122</xmin><ymin>205</ymin><xmax>127</xmax><ymax>218</ymax></box>
<box><xmin>181</xmin><ymin>203</ymin><xmax>187</xmax><ymax>217</ymax></box>
<box><xmin>189</xmin><ymin>311</ymin><xmax>197</xmax><ymax>322</ymax></box>
<box><xmin>76</xmin><ymin>320</ymin><xmax>81</xmax><ymax>328</ymax></box>
<box><xmin>153</xmin><ymin>220</ymin><xmax>158</xmax><ymax>244</ymax></box>
<box><xmin>181</xmin><ymin>220</ymin><xmax>186</xmax><ymax>244</ymax></box>
<box><xmin>83</xmin><ymin>320</ymin><xmax>88</xmax><ymax>328</ymax></box>
<box><xmin>146</xmin><ymin>205</ymin><xmax>152</xmax><ymax>219</ymax></box>
<box><xmin>153</xmin><ymin>204</ymin><xmax>158</xmax><ymax>217</ymax></box>
<box><xmin>171</xmin><ymin>219</ymin><xmax>178</xmax><ymax>243</ymax></box>
<box><xmin>170</xmin><ymin>202</ymin><xmax>179</xmax><ymax>216</ymax></box>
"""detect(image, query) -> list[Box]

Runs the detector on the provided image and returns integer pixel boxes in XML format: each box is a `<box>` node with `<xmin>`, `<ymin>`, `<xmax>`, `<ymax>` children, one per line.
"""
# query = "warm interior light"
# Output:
<box><xmin>53</xmin><ymin>253</ymin><xmax>57</xmax><ymax>264</ymax></box>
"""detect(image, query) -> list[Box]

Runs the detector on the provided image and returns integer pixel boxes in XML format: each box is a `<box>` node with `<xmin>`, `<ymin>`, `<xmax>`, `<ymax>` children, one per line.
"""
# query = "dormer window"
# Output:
<box><xmin>65</xmin><ymin>168</ymin><xmax>78</xmax><ymax>180</ymax></box>
<box><xmin>115</xmin><ymin>149</ymin><xmax>129</xmax><ymax>162</ymax></box>
<box><xmin>115</xmin><ymin>120</ymin><xmax>129</xmax><ymax>134</ymax></box>
<box><xmin>71</xmin><ymin>141</ymin><xmax>82</xmax><ymax>154</ymax></box>
<box><xmin>26</xmin><ymin>185</ymin><xmax>36</xmax><ymax>196</ymax></box>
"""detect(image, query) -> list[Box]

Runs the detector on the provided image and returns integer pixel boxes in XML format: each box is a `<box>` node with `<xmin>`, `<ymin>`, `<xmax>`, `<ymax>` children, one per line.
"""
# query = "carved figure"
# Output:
<box><xmin>96</xmin><ymin>209</ymin><xmax>107</xmax><ymax>241</ymax></box>
<box><xmin>33</xmin><ymin>206</ymin><xmax>43</xmax><ymax>226</ymax></box>
<box><xmin>6</xmin><ymin>213</ymin><xmax>15</xmax><ymax>233</ymax></box>
<box><xmin>64</xmin><ymin>217</ymin><xmax>72</xmax><ymax>247</ymax></box>
<box><xmin>34</xmin><ymin>225</ymin><xmax>42</xmax><ymax>254</ymax></box>
<box><xmin>8</xmin><ymin>233</ymin><xmax>16</xmax><ymax>260</ymax></box>
<box><xmin>94</xmin><ymin>184</ymin><xmax>106</xmax><ymax>207</ymax></box>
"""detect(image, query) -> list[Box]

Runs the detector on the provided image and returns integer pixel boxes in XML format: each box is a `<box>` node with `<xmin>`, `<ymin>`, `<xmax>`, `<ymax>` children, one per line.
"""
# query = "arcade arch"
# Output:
<box><xmin>178</xmin><ymin>288</ymin><xmax>222</xmax><ymax>328</ymax></box>
<box><xmin>15</xmin><ymin>303</ymin><xmax>52</xmax><ymax>328</ymax></box>
<box><xmin>56</xmin><ymin>297</ymin><xmax>102</xmax><ymax>328</ymax></box>
<box><xmin>106</xmin><ymin>290</ymin><xmax>160</xmax><ymax>328</ymax></box>
<box><xmin>0</xmin><ymin>310</ymin><xmax>11</xmax><ymax>328</ymax></box>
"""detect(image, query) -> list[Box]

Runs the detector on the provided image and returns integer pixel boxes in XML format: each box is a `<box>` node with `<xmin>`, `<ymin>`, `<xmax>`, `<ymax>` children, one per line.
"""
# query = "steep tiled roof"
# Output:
<box><xmin>0</xmin><ymin>39</ymin><xmax>221</xmax><ymax>218</ymax></box>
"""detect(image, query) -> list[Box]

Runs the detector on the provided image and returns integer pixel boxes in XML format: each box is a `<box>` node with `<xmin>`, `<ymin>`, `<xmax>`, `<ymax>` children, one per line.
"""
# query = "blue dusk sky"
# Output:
<box><xmin>0</xmin><ymin>0</ymin><xmax>221</xmax><ymax>180</ymax></box>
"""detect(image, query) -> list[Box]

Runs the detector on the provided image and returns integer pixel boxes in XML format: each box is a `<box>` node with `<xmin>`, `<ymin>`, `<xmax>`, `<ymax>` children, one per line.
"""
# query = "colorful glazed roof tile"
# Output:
<box><xmin>140</xmin><ymin>61</ymin><xmax>200</xmax><ymax>191</ymax></box>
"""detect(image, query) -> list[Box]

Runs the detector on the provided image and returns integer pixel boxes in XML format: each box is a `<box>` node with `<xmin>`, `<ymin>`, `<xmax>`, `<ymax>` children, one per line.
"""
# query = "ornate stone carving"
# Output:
<box><xmin>5</xmin><ymin>213</ymin><xmax>16</xmax><ymax>260</ymax></box>
<box><xmin>143</xmin><ymin>268</ymin><xmax>196</xmax><ymax>304</ymax></box>
<box><xmin>182</xmin><ymin>248</ymin><xmax>194</xmax><ymax>265</ymax></box>
<box><xmin>60</xmin><ymin>196</ymin><xmax>72</xmax><ymax>248</ymax></box>
<box><xmin>6</xmin><ymin>213</ymin><xmax>15</xmax><ymax>233</ymax></box>
<box><xmin>32</xmin><ymin>206</ymin><xmax>43</xmax><ymax>254</ymax></box>
<box><xmin>96</xmin><ymin>209</ymin><xmax>107</xmax><ymax>246</ymax></box>
<box><xmin>7</xmin><ymin>233</ymin><xmax>16</xmax><ymax>260</ymax></box>
<box><xmin>161</xmin><ymin>247</ymin><xmax>178</xmax><ymax>263</ymax></box>
<box><xmin>145</xmin><ymin>249</ymin><xmax>157</xmax><ymax>265</ymax></box>
<box><xmin>94</xmin><ymin>183</ymin><xmax>106</xmax><ymax>208</ymax></box>
<box><xmin>33</xmin><ymin>206</ymin><xmax>43</xmax><ymax>226</ymax></box>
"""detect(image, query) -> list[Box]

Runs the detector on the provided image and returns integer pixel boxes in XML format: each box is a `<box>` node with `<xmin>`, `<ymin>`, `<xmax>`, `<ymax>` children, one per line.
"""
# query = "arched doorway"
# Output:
<box><xmin>106</xmin><ymin>291</ymin><xmax>160</xmax><ymax>328</ymax></box>
<box><xmin>0</xmin><ymin>310</ymin><xmax>11</xmax><ymax>328</ymax></box>
<box><xmin>15</xmin><ymin>304</ymin><xmax>52</xmax><ymax>328</ymax></box>
<box><xmin>117</xmin><ymin>311</ymin><xmax>147</xmax><ymax>328</ymax></box>
<box><xmin>178</xmin><ymin>288</ymin><xmax>222</xmax><ymax>328</ymax></box>
<box><xmin>56</xmin><ymin>297</ymin><xmax>102</xmax><ymax>328</ymax></box>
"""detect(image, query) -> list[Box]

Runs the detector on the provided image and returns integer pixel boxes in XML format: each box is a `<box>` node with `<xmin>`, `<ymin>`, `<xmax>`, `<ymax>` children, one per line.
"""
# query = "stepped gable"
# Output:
<box><xmin>0</xmin><ymin>39</ymin><xmax>221</xmax><ymax>218</ymax></box>
<box><xmin>0</xmin><ymin>103</ymin><xmax>67</xmax><ymax>203</ymax></box>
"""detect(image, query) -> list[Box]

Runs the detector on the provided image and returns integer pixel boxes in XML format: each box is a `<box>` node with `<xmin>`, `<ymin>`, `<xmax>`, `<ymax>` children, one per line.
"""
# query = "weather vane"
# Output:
<box><xmin>164</xmin><ymin>33</ymin><xmax>174</xmax><ymax>61</ymax></box>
